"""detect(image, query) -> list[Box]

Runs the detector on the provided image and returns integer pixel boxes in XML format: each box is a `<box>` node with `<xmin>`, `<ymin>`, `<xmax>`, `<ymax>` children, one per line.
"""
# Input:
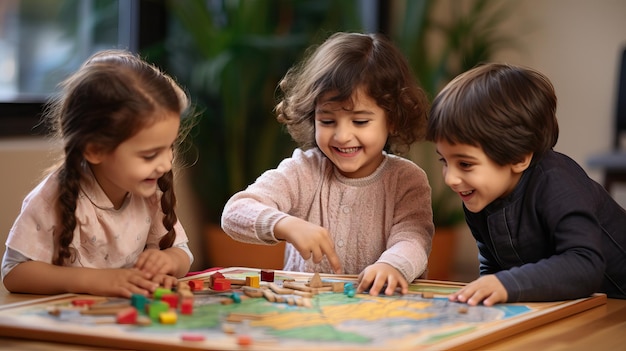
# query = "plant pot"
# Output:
<box><xmin>426</xmin><ymin>226</ymin><xmax>457</xmax><ymax>281</ymax></box>
<box><xmin>204</xmin><ymin>224</ymin><xmax>285</xmax><ymax>270</ymax></box>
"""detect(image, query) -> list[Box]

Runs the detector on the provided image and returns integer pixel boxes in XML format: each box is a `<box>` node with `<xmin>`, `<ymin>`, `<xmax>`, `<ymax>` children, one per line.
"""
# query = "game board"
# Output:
<box><xmin>0</xmin><ymin>267</ymin><xmax>606</xmax><ymax>350</ymax></box>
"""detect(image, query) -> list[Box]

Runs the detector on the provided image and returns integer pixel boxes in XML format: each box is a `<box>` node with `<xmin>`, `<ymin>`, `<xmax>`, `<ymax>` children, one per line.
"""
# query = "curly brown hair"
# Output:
<box><xmin>275</xmin><ymin>32</ymin><xmax>429</xmax><ymax>155</ymax></box>
<box><xmin>44</xmin><ymin>50</ymin><xmax>190</xmax><ymax>265</ymax></box>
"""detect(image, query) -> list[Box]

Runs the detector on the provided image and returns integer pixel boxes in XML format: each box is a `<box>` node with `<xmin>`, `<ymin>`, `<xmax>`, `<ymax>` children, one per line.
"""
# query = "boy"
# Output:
<box><xmin>427</xmin><ymin>63</ymin><xmax>626</xmax><ymax>305</ymax></box>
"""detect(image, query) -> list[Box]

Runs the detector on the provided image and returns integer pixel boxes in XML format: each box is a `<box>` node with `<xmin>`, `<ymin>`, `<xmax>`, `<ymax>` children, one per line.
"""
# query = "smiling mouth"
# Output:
<box><xmin>335</xmin><ymin>147</ymin><xmax>361</xmax><ymax>153</ymax></box>
<box><xmin>460</xmin><ymin>190</ymin><xmax>474</xmax><ymax>196</ymax></box>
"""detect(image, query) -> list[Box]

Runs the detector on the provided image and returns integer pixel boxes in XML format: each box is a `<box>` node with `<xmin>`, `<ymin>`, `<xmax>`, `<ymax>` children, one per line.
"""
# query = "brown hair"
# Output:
<box><xmin>44</xmin><ymin>50</ymin><xmax>190</xmax><ymax>265</ymax></box>
<box><xmin>426</xmin><ymin>63</ymin><xmax>559</xmax><ymax>165</ymax></box>
<box><xmin>276</xmin><ymin>32</ymin><xmax>429</xmax><ymax>155</ymax></box>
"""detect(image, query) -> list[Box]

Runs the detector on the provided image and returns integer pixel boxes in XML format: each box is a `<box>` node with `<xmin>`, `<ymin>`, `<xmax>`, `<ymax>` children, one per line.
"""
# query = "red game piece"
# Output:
<box><xmin>188</xmin><ymin>279</ymin><xmax>204</xmax><ymax>291</ymax></box>
<box><xmin>71</xmin><ymin>298</ymin><xmax>97</xmax><ymax>307</ymax></box>
<box><xmin>180</xmin><ymin>298</ymin><xmax>193</xmax><ymax>315</ymax></box>
<box><xmin>210</xmin><ymin>272</ymin><xmax>225</xmax><ymax>288</ymax></box>
<box><xmin>161</xmin><ymin>293</ymin><xmax>179</xmax><ymax>308</ymax></box>
<box><xmin>181</xmin><ymin>333</ymin><xmax>205</xmax><ymax>341</ymax></box>
<box><xmin>260</xmin><ymin>270</ymin><xmax>274</xmax><ymax>282</ymax></box>
<box><xmin>212</xmin><ymin>278</ymin><xmax>231</xmax><ymax>291</ymax></box>
<box><xmin>116</xmin><ymin>307</ymin><xmax>138</xmax><ymax>324</ymax></box>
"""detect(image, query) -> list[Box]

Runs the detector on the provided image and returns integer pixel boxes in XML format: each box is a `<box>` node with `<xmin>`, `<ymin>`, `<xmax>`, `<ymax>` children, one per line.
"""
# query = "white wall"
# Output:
<box><xmin>449</xmin><ymin>0</ymin><xmax>626</xmax><ymax>282</ymax></box>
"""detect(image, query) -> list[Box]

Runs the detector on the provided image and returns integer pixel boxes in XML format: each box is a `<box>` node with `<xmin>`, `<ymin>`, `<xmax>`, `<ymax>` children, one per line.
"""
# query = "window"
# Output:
<box><xmin>0</xmin><ymin>0</ymin><xmax>156</xmax><ymax>136</ymax></box>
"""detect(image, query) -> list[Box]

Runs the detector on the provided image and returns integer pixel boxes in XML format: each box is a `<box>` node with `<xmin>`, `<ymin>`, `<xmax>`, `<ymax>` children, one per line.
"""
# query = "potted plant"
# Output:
<box><xmin>164</xmin><ymin>0</ymin><xmax>363</xmax><ymax>268</ymax></box>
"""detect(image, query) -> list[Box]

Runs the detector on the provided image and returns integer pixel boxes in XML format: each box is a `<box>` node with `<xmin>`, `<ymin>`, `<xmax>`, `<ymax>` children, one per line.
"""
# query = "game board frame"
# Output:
<box><xmin>0</xmin><ymin>267</ymin><xmax>607</xmax><ymax>350</ymax></box>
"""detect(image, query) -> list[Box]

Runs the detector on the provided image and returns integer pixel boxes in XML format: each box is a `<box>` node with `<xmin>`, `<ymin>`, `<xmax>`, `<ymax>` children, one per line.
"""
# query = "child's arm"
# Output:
<box><xmin>3</xmin><ymin>261</ymin><xmax>162</xmax><ymax>297</ymax></box>
<box><xmin>274</xmin><ymin>216</ymin><xmax>342</xmax><ymax>273</ymax></box>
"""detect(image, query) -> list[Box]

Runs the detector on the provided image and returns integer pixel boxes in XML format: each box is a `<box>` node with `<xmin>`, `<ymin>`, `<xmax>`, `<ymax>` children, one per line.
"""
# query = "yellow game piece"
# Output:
<box><xmin>245</xmin><ymin>275</ymin><xmax>260</xmax><ymax>288</ymax></box>
<box><xmin>159</xmin><ymin>311</ymin><xmax>178</xmax><ymax>324</ymax></box>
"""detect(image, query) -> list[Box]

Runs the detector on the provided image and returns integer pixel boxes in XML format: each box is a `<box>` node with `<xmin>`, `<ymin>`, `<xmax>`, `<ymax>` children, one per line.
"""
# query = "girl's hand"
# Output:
<box><xmin>357</xmin><ymin>262</ymin><xmax>408</xmax><ymax>296</ymax></box>
<box><xmin>274</xmin><ymin>216</ymin><xmax>342</xmax><ymax>274</ymax></box>
<box><xmin>448</xmin><ymin>275</ymin><xmax>508</xmax><ymax>306</ymax></box>
<box><xmin>84</xmin><ymin>268</ymin><xmax>159</xmax><ymax>298</ymax></box>
<box><xmin>134</xmin><ymin>248</ymin><xmax>177</xmax><ymax>278</ymax></box>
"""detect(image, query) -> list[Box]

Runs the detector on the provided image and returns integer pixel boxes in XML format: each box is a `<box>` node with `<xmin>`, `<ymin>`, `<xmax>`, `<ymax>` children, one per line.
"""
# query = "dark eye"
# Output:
<box><xmin>317</xmin><ymin>119</ymin><xmax>334</xmax><ymax>125</ymax></box>
<box><xmin>459</xmin><ymin>161</ymin><xmax>472</xmax><ymax>169</ymax></box>
<box><xmin>353</xmin><ymin>120</ymin><xmax>369</xmax><ymax>126</ymax></box>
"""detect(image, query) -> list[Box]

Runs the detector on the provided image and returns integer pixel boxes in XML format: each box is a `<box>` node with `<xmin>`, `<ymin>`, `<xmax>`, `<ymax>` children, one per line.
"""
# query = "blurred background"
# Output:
<box><xmin>1</xmin><ymin>0</ymin><xmax>625</xmax><ymax>282</ymax></box>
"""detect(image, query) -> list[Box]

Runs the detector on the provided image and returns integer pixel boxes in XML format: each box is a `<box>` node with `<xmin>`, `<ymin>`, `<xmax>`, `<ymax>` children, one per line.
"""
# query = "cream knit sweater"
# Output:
<box><xmin>221</xmin><ymin>148</ymin><xmax>434</xmax><ymax>282</ymax></box>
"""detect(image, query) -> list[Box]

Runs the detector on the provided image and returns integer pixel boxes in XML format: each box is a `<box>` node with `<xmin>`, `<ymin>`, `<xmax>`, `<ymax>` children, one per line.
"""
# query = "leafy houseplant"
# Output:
<box><xmin>387</xmin><ymin>0</ymin><xmax>518</xmax><ymax>279</ymax></box>
<box><xmin>389</xmin><ymin>0</ymin><xmax>518</xmax><ymax>229</ymax></box>
<box><xmin>164</xmin><ymin>0</ymin><xmax>363</xmax><ymax>267</ymax></box>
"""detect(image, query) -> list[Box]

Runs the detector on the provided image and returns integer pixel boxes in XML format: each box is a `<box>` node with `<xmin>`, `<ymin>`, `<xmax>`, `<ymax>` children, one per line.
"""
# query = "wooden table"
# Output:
<box><xmin>1</xmin><ymin>284</ymin><xmax>625</xmax><ymax>350</ymax></box>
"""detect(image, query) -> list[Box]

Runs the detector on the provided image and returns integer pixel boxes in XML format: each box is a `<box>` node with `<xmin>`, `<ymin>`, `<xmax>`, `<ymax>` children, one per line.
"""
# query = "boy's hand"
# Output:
<box><xmin>274</xmin><ymin>216</ymin><xmax>342</xmax><ymax>274</ymax></box>
<box><xmin>357</xmin><ymin>262</ymin><xmax>408</xmax><ymax>296</ymax></box>
<box><xmin>448</xmin><ymin>274</ymin><xmax>508</xmax><ymax>306</ymax></box>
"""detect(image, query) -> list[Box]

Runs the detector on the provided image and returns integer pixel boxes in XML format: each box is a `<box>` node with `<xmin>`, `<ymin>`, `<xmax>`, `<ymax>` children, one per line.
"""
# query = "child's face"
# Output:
<box><xmin>86</xmin><ymin>111</ymin><xmax>180</xmax><ymax>208</ymax></box>
<box><xmin>435</xmin><ymin>140</ymin><xmax>524</xmax><ymax>213</ymax></box>
<box><xmin>314</xmin><ymin>87</ymin><xmax>389</xmax><ymax>178</ymax></box>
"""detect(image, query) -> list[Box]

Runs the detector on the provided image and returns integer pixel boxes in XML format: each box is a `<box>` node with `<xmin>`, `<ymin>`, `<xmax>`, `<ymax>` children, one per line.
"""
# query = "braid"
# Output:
<box><xmin>157</xmin><ymin>170</ymin><xmax>177</xmax><ymax>249</ymax></box>
<box><xmin>53</xmin><ymin>153</ymin><xmax>82</xmax><ymax>265</ymax></box>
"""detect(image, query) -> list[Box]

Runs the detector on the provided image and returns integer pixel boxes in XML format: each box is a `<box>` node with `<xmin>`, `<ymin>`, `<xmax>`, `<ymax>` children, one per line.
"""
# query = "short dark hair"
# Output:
<box><xmin>426</xmin><ymin>63</ymin><xmax>558</xmax><ymax>165</ymax></box>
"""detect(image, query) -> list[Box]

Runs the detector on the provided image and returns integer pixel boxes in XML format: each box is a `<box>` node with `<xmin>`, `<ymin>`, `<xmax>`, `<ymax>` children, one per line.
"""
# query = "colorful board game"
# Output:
<box><xmin>0</xmin><ymin>267</ymin><xmax>606</xmax><ymax>350</ymax></box>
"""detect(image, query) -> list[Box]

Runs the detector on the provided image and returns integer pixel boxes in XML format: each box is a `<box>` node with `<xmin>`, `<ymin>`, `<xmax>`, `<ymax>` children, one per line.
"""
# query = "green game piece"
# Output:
<box><xmin>148</xmin><ymin>301</ymin><xmax>169</xmax><ymax>320</ymax></box>
<box><xmin>153</xmin><ymin>287</ymin><xmax>172</xmax><ymax>300</ymax></box>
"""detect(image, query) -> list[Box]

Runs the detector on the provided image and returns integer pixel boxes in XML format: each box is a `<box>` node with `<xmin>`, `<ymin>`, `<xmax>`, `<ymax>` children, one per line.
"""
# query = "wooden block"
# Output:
<box><xmin>292</xmin><ymin>290</ymin><xmax>313</xmax><ymax>298</ymax></box>
<box><xmin>148</xmin><ymin>301</ymin><xmax>170</xmax><ymax>320</ymax></box>
<box><xmin>245</xmin><ymin>275</ymin><xmax>260</xmax><ymax>288</ymax></box>
<box><xmin>242</xmin><ymin>286</ymin><xmax>265</xmax><ymax>298</ymax></box>
<box><xmin>212</xmin><ymin>278</ymin><xmax>231</xmax><ymax>291</ymax></box>
<box><xmin>422</xmin><ymin>292</ymin><xmax>434</xmax><ymax>299</ymax></box>
<box><xmin>308</xmin><ymin>272</ymin><xmax>323</xmax><ymax>288</ymax></box>
<box><xmin>187</xmin><ymin>279</ymin><xmax>205</xmax><ymax>291</ymax></box>
<box><xmin>116</xmin><ymin>307</ymin><xmax>138</xmax><ymax>324</ymax></box>
<box><xmin>268</xmin><ymin>282</ymin><xmax>294</xmax><ymax>295</ymax></box>
<box><xmin>260</xmin><ymin>270</ymin><xmax>274</xmax><ymax>282</ymax></box>
<box><xmin>210</xmin><ymin>272</ymin><xmax>225</xmax><ymax>287</ymax></box>
<box><xmin>282</xmin><ymin>281</ymin><xmax>313</xmax><ymax>292</ymax></box>
<box><xmin>71</xmin><ymin>298</ymin><xmax>99</xmax><ymax>307</ymax></box>
<box><xmin>130</xmin><ymin>294</ymin><xmax>148</xmax><ymax>311</ymax></box>
<box><xmin>159</xmin><ymin>311</ymin><xmax>178</xmax><ymax>324</ymax></box>
<box><xmin>161</xmin><ymin>294</ymin><xmax>179</xmax><ymax>309</ymax></box>
<box><xmin>153</xmin><ymin>287</ymin><xmax>172</xmax><ymax>299</ymax></box>
<box><xmin>180</xmin><ymin>298</ymin><xmax>193</xmax><ymax>315</ymax></box>
<box><xmin>262</xmin><ymin>289</ymin><xmax>277</xmax><ymax>302</ymax></box>
<box><xmin>331</xmin><ymin>282</ymin><xmax>345</xmax><ymax>293</ymax></box>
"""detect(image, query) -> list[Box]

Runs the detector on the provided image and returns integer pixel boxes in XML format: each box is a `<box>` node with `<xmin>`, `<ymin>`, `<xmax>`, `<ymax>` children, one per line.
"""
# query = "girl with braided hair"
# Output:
<box><xmin>2</xmin><ymin>50</ymin><xmax>193</xmax><ymax>297</ymax></box>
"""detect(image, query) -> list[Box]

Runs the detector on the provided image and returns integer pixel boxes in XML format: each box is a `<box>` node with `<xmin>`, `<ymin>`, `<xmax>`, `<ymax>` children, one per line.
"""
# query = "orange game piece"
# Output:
<box><xmin>188</xmin><ymin>279</ymin><xmax>204</xmax><ymax>291</ymax></box>
<box><xmin>237</xmin><ymin>334</ymin><xmax>252</xmax><ymax>346</ymax></box>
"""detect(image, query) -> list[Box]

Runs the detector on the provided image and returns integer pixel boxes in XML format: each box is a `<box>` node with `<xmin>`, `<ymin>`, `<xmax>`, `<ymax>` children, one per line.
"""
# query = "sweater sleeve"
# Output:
<box><xmin>495</xmin><ymin>162</ymin><xmax>607</xmax><ymax>302</ymax></box>
<box><xmin>221</xmin><ymin>149</ymin><xmax>320</xmax><ymax>245</ymax></box>
<box><xmin>376</xmin><ymin>157</ymin><xmax>434</xmax><ymax>282</ymax></box>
